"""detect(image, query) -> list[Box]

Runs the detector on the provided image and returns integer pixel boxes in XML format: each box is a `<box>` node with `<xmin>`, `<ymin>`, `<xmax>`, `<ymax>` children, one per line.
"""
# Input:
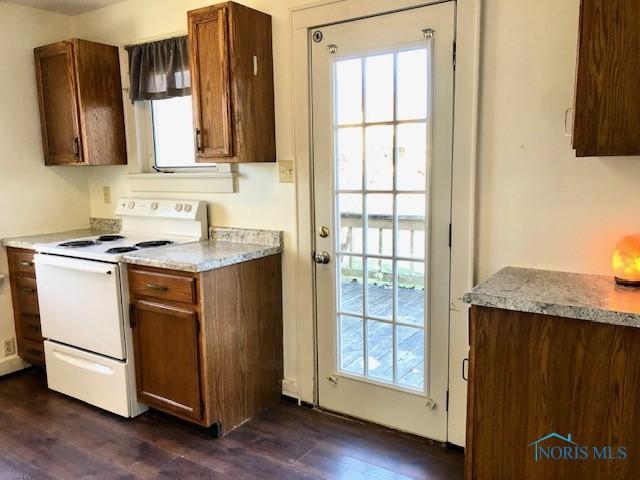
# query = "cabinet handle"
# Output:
<box><xmin>73</xmin><ymin>137</ymin><xmax>80</xmax><ymax>158</ymax></box>
<box><xmin>194</xmin><ymin>128</ymin><xmax>203</xmax><ymax>153</ymax></box>
<box><xmin>21</xmin><ymin>287</ymin><xmax>36</xmax><ymax>294</ymax></box>
<box><xmin>462</xmin><ymin>358</ymin><xmax>469</xmax><ymax>381</ymax></box>
<box><xmin>20</xmin><ymin>261</ymin><xmax>33</xmax><ymax>267</ymax></box>
<box><xmin>129</xmin><ymin>303</ymin><xmax>136</xmax><ymax>329</ymax></box>
<box><xmin>146</xmin><ymin>283</ymin><xmax>168</xmax><ymax>292</ymax></box>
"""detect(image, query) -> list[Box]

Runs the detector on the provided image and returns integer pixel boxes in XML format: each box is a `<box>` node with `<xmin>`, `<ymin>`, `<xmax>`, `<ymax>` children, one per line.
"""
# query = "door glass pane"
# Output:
<box><xmin>365</xmin><ymin>54</ymin><xmax>394</xmax><ymax>123</ymax></box>
<box><xmin>396</xmin><ymin>325</ymin><xmax>424</xmax><ymax>390</ymax></box>
<box><xmin>397</xmin><ymin>123</ymin><xmax>427</xmax><ymax>191</ymax></box>
<box><xmin>397</xmin><ymin>194</ymin><xmax>425</xmax><ymax>259</ymax></box>
<box><xmin>332</xmin><ymin>48</ymin><xmax>429</xmax><ymax>392</ymax></box>
<box><xmin>397</xmin><ymin>261</ymin><xmax>424</xmax><ymax>326</ymax></box>
<box><xmin>367</xmin><ymin>258</ymin><xmax>393</xmax><ymax>320</ymax></box>
<box><xmin>340</xmin><ymin>255</ymin><xmax>363</xmax><ymax>315</ymax></box>
<box><xmin>336</xmin><ymin>58</ymin><xmax>362</xmax><ymax>124</ymax></box>
<box><xmin>365</xmin><ymin>125</ymin><xmax>393</xmax><ymax>190</ymax></box>
<box><xmin>340</xmin><ymin>315</ymin><xmax>364</xmax><ymax>375</ymax></box>
<box><xmin>338</xmin><ymin>194</ymin><xmax>362</xmax><ymax>253</ymax></box>
<box><xmin>367</xmin><ymin>320</ymin><xmax>393</xmax><ymax>382</ymax></box>
<box><xmin>397</xmin><ymin>49</ymin><xmax>428</xmax><ymax>121</ymax></box>
<box><xmin>337</xmin><ymin>127</ymin><xmax>363</xmax><ymax>190</ymax></box>
<box><xmin>366</xmin><ymin>194</ymin><xmax>393</xmax><ymax>256</ymax></box>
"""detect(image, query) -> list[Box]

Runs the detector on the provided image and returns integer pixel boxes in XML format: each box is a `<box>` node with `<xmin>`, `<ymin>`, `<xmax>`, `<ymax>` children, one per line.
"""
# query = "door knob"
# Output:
<box><xmin>314</xmin><ymin>251</ymin><xmax>331</xmax><ymax>264</ymax></box>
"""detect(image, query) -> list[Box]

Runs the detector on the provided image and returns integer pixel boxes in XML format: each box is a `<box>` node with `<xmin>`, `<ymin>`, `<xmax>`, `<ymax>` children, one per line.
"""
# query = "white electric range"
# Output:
<box><xmin>33</xmin><ymin>198</ymin><xmax>208</xmax><ymax>418</ymax></box>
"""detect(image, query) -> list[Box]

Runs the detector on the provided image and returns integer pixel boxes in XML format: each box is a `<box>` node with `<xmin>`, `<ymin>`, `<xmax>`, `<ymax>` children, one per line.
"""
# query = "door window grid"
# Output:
<box><xmin>333</xmin><ymin>48</ymin><xmax>429</xmax><ymax>391</ymax></box>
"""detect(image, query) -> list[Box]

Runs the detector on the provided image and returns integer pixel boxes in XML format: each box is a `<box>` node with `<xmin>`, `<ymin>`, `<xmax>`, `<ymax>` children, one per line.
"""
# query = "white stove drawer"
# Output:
<box><xmin>44</xmin><ymin>340</ymin><xmax>131</xmax><ymax>417</ymax></box>
<box><xmin>35</xmin><ymin>254</ymin><xmax>126</xmax><ymax>360</ymax></box>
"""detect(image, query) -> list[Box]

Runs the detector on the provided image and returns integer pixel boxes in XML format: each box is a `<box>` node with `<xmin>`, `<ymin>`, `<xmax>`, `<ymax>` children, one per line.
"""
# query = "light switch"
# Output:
<box><xmin>278</xmin><ymin>160</ymin><xmax>294</xmax><ymax>183</ymax></box>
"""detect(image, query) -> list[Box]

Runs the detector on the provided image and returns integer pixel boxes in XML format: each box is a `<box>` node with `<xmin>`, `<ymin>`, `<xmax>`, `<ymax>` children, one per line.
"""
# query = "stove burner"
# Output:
<box><xmin>135</xmin><ymin>240</ymin><xmax>174</xmax><ymax>248</ymax></box>
<box><xmin>97</xmin><ymin>235</ymin><xmax>124</xmax><ymax>242</ymax></box>
<box><xmin>59</xmin><ymin>240</ymin><xmax>96</xmax><ymax>248</ymax></box>
<box><xmin>106</xmin><ymin>247</ymin><xmax>139</xmax><ymax>254</ymax></box>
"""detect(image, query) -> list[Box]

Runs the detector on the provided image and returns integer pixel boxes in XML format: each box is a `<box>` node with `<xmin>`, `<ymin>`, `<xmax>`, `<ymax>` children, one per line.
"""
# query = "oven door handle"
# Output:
<box><xmin>34</xmin><ymin>254</ymin><xmax>115</xmax><ymax>275</ymax></box>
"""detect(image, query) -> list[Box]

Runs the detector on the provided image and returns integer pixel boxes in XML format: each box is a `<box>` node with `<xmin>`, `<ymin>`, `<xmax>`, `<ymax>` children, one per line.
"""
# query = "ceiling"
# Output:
<box><xmin>3</xmin><ymin>0</ymin><xmax>127</xmax><ymax>15</ymax></box>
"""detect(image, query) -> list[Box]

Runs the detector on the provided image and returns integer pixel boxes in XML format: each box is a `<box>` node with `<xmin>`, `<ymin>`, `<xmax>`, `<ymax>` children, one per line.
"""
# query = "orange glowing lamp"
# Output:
<box><xmin>612</xmin><ymin>234</ymin><xmax>640</xmax><ymax>286</ymax></box>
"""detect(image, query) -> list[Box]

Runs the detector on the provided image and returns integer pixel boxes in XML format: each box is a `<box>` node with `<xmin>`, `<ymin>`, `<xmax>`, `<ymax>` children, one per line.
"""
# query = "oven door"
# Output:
<box><xmin>35</xmin><ymin>254</ymin><xmax>126</xmax><ymax>360</ymax></box>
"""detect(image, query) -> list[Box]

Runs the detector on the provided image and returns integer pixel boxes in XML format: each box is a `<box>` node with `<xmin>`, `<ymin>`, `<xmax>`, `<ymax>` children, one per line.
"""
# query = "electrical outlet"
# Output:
<box><xmin>103</xmin><ymin>186</ymin><xmax>111</xmax><ymax>204</ymax></box>
<box><xmin>278</xmin><ymin>160</ymin><xmax>294</xmax><ymax>183</ymax></box>
<box><xmin>3</xmin><ymin>338</ymin><xmax>15</xmax><ymax>357</ymax></box>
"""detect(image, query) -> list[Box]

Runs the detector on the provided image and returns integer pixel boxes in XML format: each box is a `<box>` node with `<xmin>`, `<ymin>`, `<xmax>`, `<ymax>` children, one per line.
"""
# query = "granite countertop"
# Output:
<box><xmin>121</xmin><ymin>227</ymin><xmax>283</xmax><ymax>273</ymax></box>
<box><xmin>463</xmin><ymin>266</ymin><xmax>640</xmax><ymax>328</ymax></box>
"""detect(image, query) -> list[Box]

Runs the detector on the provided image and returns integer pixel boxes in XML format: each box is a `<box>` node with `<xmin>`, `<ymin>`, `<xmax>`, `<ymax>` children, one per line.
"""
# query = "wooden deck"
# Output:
<box><xmin>340</xmin><ymin>281</ymin><xmax>425</xmax><ymax>389</ymax></box>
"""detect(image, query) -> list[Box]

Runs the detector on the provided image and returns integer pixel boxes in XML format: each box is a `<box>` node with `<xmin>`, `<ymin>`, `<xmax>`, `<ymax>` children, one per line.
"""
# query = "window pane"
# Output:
<box><xmin>367</xmin><ymin>320</ymin><xmax>393</xmax><ymax>382</ymax></box>
<box><xmin>365</xmin><ymin>54</ymin><xmax>394</xmax><ymax>123</ymax></box>
<box><xmin>366</xmin><ymin>194</ymin><xmax>393</xmax><ymax>256</ymax></box>
<box><xmin>365</xmin><ymin>125</ymin><xmax>393</xmax><ymax>190</ymax></box>
<box><xmin>338</xmin><ymin>194</ymin><xmax>362</xmax><ymax>253</ymax></box>
<box><xmin>367</xmin><ymin>257</ymin><xmax>393</xmax><ymax>320</ymax></box>
<box><xmin>337</xmin><ymin>127</ymin><xmax>363</xmax><ymax>190</ymax></box>
<box><xmin>336</xmin><ymin>58</ymin><xmax>363</xmax><ymax>125</ymax></box>
<box><xmin>397</xmin><ymin>260</ymin><xmax>425</xmax><ymax>326</ymax></box>
<box><xmin>397</xmin><ymin>194</ymin><xmax>425</xmax><ymax>259</ymax></box>
<box><xmin>397</xmin><ymin>123</ymin><xmax>427</xmax><ymax>191</ymax></box>
<box><xmin>340</xmin><ymin>315</ymin><xmax>364</xmax><ymax>375</ymax></box>
<box><xmin>397</xmin><ymin>49</ymin><xmax>428</xmax><ymax>121</ymax></box>
<box><xmin>396</xmin><ymin>325</ymin><xmax>424</xmax><ymax>390</ymax></box>
<box><xmin>340</xmin><ymin>255</ymin><xmax>363</xmax><ymax>315</ymax></box>
<box><xmin>152</xmin><ymin>96</ymin><xmax>195</xmax><ymax>168</ymax></box>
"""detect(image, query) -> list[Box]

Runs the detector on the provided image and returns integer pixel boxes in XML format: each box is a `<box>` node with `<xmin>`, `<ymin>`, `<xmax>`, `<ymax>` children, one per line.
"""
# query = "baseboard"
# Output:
<box><xmin>0</xmin><ymin>356</ymin><xmax>29</xmax><ymax>377</ymax></box>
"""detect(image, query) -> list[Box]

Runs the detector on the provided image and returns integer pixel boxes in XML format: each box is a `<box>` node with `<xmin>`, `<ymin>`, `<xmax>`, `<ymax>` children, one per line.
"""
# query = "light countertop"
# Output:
<box><xmin>122</xmin><ymin>240</ymin><xmax>282</xmax><ymax>272</ymax></box>
<box><xmin>1</xmin><ymin>229</ymin><xmax>96</xmax><ymax>251</ymax></box>
<box><xmin>463</xmin><ymin>266</ymin><xmax>640</xmax><ymax>328</ymax></box>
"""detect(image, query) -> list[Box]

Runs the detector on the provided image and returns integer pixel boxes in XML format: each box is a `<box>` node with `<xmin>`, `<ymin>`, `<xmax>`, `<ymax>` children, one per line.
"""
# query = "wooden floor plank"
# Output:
<box><xmin>0</xmin><ymin>369</ymin><xmax>463</xmax><ymax>480</ymax></box>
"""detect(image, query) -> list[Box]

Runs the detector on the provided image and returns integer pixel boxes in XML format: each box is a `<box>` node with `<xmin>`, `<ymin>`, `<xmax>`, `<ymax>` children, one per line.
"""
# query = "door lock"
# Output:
<box><xmin>314</xmin><ymin>251</ymin><xmax>331</xmax><ymax>264</ymax></box>
<box><xmin>318</xmin><ymin>226</ymin><xmax>329</xmax><ymax>238</ymax></box>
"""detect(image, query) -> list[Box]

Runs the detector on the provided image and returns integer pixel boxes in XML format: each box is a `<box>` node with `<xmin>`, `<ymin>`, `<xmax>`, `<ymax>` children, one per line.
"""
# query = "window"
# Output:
<box><xmin>151</xmin><ymin>96</ymin><xmax>196</xmax><ymax>168</ymax></box>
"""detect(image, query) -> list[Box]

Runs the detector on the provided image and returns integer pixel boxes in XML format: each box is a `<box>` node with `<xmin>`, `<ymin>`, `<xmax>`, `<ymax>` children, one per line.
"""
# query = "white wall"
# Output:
<box><xmin>476</xmin><ymin>0</ymin><xmax>640</xmax><ymax>281</ymax></box>
<box><xmin>73</xmin><ymin>0</ymin><xmax>308</xmax><ymax>395</ymax></box>
<box><xmin>0</xmin><ymin>3</ymin><xmax>90</xmax><ymax>371</ymax></box>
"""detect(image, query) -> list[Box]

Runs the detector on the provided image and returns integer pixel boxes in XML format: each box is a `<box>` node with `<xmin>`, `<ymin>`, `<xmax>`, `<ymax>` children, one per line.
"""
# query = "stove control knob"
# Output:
<box><xmin>175</xmin><ymin>203</ymin><xmax>183</xmax><ymax>212</ymax></box>
<box><xmin>184</xmin><ymin>204</ymin><xmax>192</xmax><ymax>213</ymax></box>
<box><xmin>150</xmin><ymin>202</ymin><xmax>159</xmax><ymax>211</ymax></box>
<box><xmin>127</xmin><ymin>200</ymin><xmax>135</xmax><ymax>210</ymax></box>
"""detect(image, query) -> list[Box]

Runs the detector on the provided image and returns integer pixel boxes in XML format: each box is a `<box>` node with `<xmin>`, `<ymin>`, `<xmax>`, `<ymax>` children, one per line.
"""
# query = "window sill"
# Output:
<box><xmin>125</xmin><ymin>172</ymin><xmax>237</xmax><ymax>193</ymax></box>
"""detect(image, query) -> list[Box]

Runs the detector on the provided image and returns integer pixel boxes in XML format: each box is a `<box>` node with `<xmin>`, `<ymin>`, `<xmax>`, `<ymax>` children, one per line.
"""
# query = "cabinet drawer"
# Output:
<box><xmin>10</xmin><ymin>250</ymin><xmax>36</xmax><ymax>277</ymax></box>
<box><xmin>129</xmin><ymin>269</ymin><xmax>196</xmax><ymax>304</ymax></box>
<box><xmin>20</xmin><ymin>314</ymin><xmax>43</xmax><ymax>342</ymax></box>
<box><xmin>16</xmin><ymin>277</ymin><xmax>39</xmax><ymax>314</ymax></box>
<box><xmin>21</xmin><ymin>338</ymin><xmax>45</xmax><ymax>367</ymax></box>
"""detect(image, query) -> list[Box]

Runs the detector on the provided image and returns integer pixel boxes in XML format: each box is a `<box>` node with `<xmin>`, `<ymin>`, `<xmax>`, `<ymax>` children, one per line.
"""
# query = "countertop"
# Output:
<box><xmin>1</xmin><ymin>229</ymin><xmax>96</xmax><ymax>250</ymax></box>
<box><xmin>122</xmin><ymin>240</ymin><xmax>282</xmax><ymax>272</ymax></box>
<box><xmin>463</xmin><ymin>266</ymin><xmax>640</xmax><ymax>328</ymax></box>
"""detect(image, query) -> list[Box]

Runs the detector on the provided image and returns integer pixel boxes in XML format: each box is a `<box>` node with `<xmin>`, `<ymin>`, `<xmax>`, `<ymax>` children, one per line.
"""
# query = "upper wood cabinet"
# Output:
<box><xmin>188</xmin><ymin>2</ymin><xmax>276</xmax><ymax>163</ymax></box>
<box><xmin>34</xmin><ymin>39</ymin><xmax>127</xmax><ymax>166</ymax></box>
<box><xmin>572</xmin><ymin>0</ymin><xmax>640</xmax><ymax>157</ymax></box>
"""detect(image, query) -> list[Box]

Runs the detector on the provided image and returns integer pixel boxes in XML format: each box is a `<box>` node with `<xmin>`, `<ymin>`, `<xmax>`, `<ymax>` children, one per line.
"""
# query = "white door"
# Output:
<box><xmin>312</xmin><ymin>2</ymin><xmax>454</xmax><ymax>440</ymax></box>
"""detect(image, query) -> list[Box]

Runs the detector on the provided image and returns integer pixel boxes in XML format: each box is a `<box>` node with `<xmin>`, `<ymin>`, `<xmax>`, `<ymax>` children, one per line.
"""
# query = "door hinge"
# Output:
<box><xmin>129</xmin><ymin>304</ymin><xmax>136</xmax><ymax>329</ymax></box>
<box><xmin>453</xmin><ymin>41</ymin><xmax>457</xmax><ymax>69</ymax></box>
<box><xmin>448</xmin><ymin>223</ymin><xmax>452</xmax><ymax>248</ymax></box>
<box><xmin>195</xmin><ymin>316</ymin><xmax>200</xmax><ymax>334</ymax></box>
<box><xmin>446</xmin><ymin>390</ymin><xmax>449</xmax><ymax>411</ymax></box>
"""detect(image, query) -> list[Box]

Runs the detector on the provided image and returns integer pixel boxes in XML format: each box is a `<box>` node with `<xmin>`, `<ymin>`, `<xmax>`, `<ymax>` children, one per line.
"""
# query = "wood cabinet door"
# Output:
<box><xmin>131</xmin><ymin>300</ymin><xmax>203</xmax><ymax>422</ymax></box>
<box><xmin>34</xmin><ymin>41</ymin><xmax>83</xmax><ymax>165</ymax></box>
<box><xmin>188</xmin><ymin>5</ymin><xmax>234</xmax><ymax>160</ymax></box>
<box><xmin>573</xmin><ymin>0</ymin><xmax>640</xmax><ymax>157</ymax></box>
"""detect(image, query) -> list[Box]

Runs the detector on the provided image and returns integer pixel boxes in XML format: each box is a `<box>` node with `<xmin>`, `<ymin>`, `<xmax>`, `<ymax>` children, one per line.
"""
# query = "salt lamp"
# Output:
<box><xmin>612</xmin><ymin>234</ymin><xmax>640</xmax><ymax>286</ymax></box>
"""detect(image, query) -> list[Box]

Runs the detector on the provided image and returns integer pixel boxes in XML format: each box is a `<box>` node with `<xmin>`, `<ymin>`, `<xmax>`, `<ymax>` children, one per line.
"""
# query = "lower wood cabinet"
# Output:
<box><xmin>6</xmin><ymin>247</ymin><xmax>45</xmax><ymax>367</ymax></box>
<box><xmin>128</xmin><ymin>254</ymin><xmax>283</xmax><ymax>436</ymax></box>
<box><xmin>466</xmin><ymin>305</ymin><xmax>640</xmax><ymax>479</ymax></box>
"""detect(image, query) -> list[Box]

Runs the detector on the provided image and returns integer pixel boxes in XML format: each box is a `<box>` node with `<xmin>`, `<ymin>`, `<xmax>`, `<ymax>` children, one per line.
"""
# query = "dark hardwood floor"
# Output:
<box><xmin>0</xmin><ymin>369</ymin><xmax>463</xmax><ymax>479</ymax></box>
